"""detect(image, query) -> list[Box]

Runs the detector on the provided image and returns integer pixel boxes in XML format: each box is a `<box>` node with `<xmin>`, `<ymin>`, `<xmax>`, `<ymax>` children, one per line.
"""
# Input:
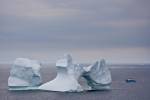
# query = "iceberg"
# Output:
<box><xmin>83</xmin><ymin>59</ymin><xmax>112</xmax><ymax>90</ymax></box>
<box><xmin>39</xmin><ymin>54</ymin><xmax>83</xmax><ymax>92</ymax></box>
<box><xmin>8</xmin><ymin>54</ymin><xmax>112</xmax><ymax>92</ymax></box>
<box><xmin>8</xmin><ymin>58</ymin><xmax>42</xmax><ymax>90</ymax></box>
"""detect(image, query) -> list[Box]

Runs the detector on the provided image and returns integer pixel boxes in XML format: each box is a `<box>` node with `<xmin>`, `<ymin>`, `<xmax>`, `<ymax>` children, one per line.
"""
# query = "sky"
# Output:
<box><xmin>0</xmin><ymin>0</ymin><xmax>150</xmax><ymax>64</ymax></box>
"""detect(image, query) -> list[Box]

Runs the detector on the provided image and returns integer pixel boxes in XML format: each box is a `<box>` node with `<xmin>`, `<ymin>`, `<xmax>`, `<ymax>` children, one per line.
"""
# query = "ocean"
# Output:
<box><xmin>0</xmin><ymin>64</ymin><xmax>150</xmax><ymax>100</ymax></box>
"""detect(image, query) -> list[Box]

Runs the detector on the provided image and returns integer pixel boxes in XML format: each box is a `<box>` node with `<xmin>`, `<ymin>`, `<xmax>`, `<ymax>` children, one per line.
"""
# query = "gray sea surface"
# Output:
<box><xmin>0</xmin><ymin>64</ymin><xmax>150</xmax><ymax>100</ymax></box>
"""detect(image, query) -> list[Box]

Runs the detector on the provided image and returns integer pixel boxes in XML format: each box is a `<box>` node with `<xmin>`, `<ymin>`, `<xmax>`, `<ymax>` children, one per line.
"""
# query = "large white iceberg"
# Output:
<box><xmin>8</xmin><ymin>58</ymin><xmax>42</xmax><ymax>90</ymax></box>
<box><xmin>8</xmin><ymin>54</ymin><xmax>112</xmax><ymax>92</ymax></box>
<box><xmin>39</xmin><ymin>54</ymin><xmax>83</xmax><ymax>92</ymax></box>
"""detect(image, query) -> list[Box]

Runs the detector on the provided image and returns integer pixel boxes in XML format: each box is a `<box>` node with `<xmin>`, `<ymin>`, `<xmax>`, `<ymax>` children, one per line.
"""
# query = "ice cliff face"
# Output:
<box><xmin>8</xmin><ymin>58</ymin><xmax>42</xmax><ymax>87</ymax></box>
<box><xmin>83</xmin><ymin>60</ymin><xmax>112</xmax><ymax>90</ymax></box>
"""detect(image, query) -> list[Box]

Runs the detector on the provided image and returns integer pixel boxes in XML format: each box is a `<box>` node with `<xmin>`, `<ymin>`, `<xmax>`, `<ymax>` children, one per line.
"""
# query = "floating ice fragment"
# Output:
<box><xmin>126</xmin><ymin>78</ymin><xmax>136</xmax><ymax>83</ymax></box>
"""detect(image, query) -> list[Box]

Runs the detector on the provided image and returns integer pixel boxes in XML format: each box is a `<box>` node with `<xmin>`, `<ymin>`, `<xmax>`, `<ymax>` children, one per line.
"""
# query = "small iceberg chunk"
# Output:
<box><xmin>126</xmin><ymin>78</ymin><xmax>136</xmax><ymax>83</ymax></box>
<box><xmin>8</xmin><ymin>58</ymin><xmax>42</xmax><ymax>90</ymax></box>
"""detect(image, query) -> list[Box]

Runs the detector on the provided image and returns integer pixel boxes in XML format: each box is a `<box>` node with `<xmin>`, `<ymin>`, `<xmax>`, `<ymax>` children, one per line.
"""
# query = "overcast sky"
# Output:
<box><xmin>0</xmin><ymin>0</ymin><xmax>150</xmax><ymax>64</ymax></box>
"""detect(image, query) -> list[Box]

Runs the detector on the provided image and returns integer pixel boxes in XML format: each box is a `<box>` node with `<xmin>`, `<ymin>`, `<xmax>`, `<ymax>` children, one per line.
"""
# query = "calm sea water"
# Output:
<box><xmin>0</xmin><ymin>64</ymin><xmax>150</xmax><ymax>100</ymax></box>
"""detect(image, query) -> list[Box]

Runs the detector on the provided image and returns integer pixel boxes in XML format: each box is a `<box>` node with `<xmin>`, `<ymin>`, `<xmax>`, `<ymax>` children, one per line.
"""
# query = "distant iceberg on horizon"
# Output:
<box><xmin>8</xmin><ymin>54</ymin><xmax>112</xmax><ymax>92</ymax></box>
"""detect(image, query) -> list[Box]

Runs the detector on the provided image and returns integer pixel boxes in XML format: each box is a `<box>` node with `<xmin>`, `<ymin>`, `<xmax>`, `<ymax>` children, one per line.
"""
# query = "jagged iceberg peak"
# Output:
<box><xmin>39</xmin><ymin>54</ymin><xmax>83</xmax><ymax>92</ymax></box>
<box><xmin>14</xmin><ymin>58</ymin><xmax>41</xmax><ymax>71</ymax></box>
<box><xmin>56</xmin><ymin>54</ymin><xmax>73</xmax><ymax>68</ymax></box>
<box><xmin>83</xmin><ymin>59</ymin><xmax>112</xmax><ymax>90</ymax></box>
<box><xmin>8</xmin><ymin>58</ymin><xmax>42</xmax><ymax>88</ymax></box>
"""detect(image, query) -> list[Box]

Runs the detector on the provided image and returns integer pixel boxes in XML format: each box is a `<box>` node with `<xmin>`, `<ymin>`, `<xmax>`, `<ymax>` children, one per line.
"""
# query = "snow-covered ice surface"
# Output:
<box><xmin>39</xmin><ymin>54</ymin><xmax>83</xmax><ymax>92</ymax></box>
<box><xmin>8</xmin><ymin>58</ymin><xmax>42</xmax><ymax>90</ymax></box>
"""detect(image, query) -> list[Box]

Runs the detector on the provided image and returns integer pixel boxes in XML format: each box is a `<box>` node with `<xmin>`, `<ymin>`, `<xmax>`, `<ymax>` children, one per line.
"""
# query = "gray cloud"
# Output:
<box><xmin>0</xmin><ymin>0</ymin><xmax>150</xmax><ymax>63</ymax></box>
